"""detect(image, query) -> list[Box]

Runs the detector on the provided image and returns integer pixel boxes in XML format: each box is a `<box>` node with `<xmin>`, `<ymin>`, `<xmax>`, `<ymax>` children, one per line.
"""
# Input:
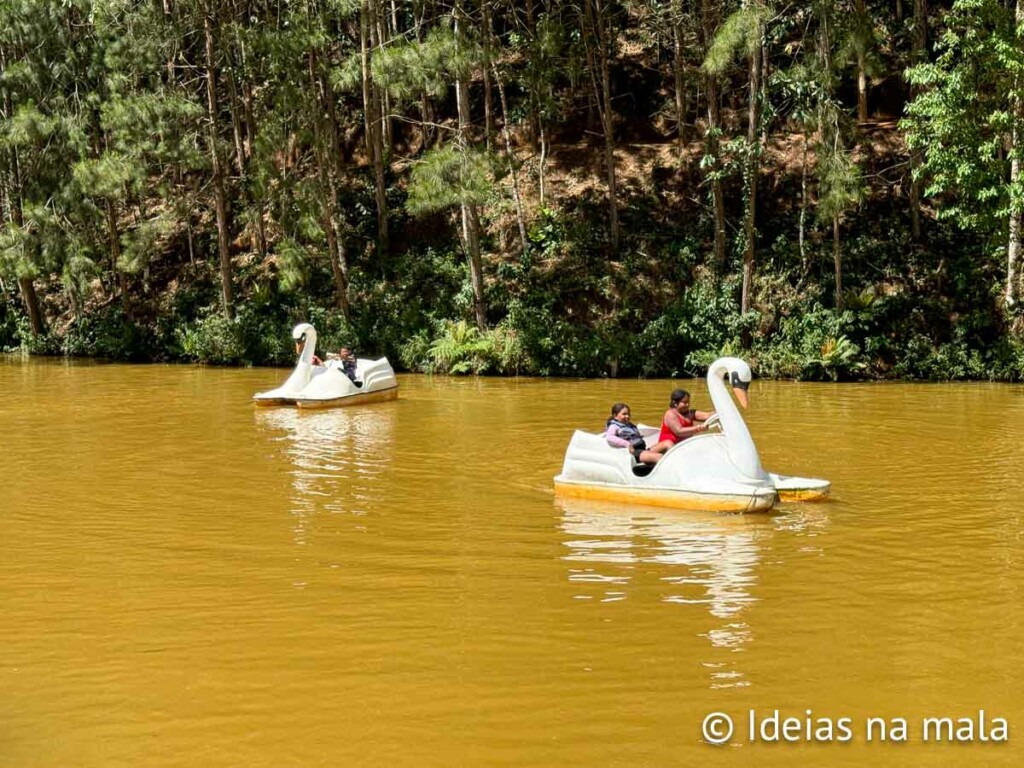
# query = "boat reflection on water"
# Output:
<box><xmin>557</xmin><ymin>498</ymin><xmax>772</xmax><ymax>689</ymax></box>
<box><xmin>254</xmin><ymin>406</ymin><xmax>396</xmax><ymax>542</ymax></box>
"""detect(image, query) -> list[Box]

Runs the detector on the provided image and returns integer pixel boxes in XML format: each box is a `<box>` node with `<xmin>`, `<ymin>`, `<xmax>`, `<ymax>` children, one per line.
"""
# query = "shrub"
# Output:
<box><xmin>177</xmin><ymin>312</ymin><xmax>246</xmax><ymax>365</ymax></box>
<box><xmin>399</xmin><ymin>330</ymin><xmax>432</xmax><ymax>371</ymax></box>
<box><xmin>429</xmin><ymin>320</ymin><xmax>493</xmax><ymax>374</ymax></box>
<box><xmin>0</xmin><ymin>298</ymin><xmax>23</xmax><ymax>351</ymax></box>
<box><xmin>62</xmin><ymin>305</ymin><xmax>157</xmax><ymax>361</ymax></box>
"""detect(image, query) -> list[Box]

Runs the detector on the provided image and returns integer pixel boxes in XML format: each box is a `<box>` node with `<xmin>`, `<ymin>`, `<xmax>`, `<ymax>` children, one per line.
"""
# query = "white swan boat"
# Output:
<box><xmin>553</xmin><ymin>357</ymin><xmax>830</xmax><ymax>513</ymax></box>
<box><xmin>252</xmin><ymin>323</ymin><xmax>399</xmax><ymax>409</ymax></box>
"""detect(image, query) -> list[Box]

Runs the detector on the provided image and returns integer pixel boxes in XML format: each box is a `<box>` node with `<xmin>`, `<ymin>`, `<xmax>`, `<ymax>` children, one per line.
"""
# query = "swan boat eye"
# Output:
<box><xmin>729</xmin><ymin>371</ymin><xmax>749</xmax><ymax>390</ymax></box>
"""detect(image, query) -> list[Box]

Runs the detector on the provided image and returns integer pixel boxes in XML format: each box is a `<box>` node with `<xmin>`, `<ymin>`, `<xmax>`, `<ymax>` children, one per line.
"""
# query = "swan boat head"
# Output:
<box><xmin>253</xmin><ymin>323</ymin><xmax>323</xmax><ymax>405</ymax></box>
<box><xmin>292</xmin><ymin>323</ymin><xmax>317</xmax><ymax>363</ymax></box>
<box><xmin>703</xmin><ymin>356</ymin><xmax>765</xmax><ymax>481</ymax></box>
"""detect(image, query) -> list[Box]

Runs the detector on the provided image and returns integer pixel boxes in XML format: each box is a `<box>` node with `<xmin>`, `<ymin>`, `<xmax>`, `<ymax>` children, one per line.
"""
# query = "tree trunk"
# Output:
<box><xmin>800</xmin><ymin>130</ymin><xmax>808</xmax><ymax>272</ymax></box>
<box><xmin>238</xmin><ymin>37</ymin><xmax>256</xmax><ymax>163</ymax></box>
<box><xmin>908</xmin><ymin>0</ymin><xmax>928</xmax><ymax>241</ymax></box>
<box><xmin>539</xmin><ymin>118</ymin><xmax>548</xmax><ymax>206</ymax></box>
<box><xmin>1006</xmin><ymin>0</ymin><xmax>1024</xmax><ymax>308</ymax></box>
<box><xmin>18</xmin><ymin>277</ymin><xmax>45</xmax><ymax>337</ymax></box>
<box><xmin>482</xmin><ymin>1</ymin><xmax>495</xmax><ymax>151</ymax></box>
<box><xmin>1006</xmin><ymin>205</ymin><xmax>1020</xmax><ymax>310</ymax></box>
<box><xmin>236</xmin><ymin>34</ymin><xmax>264</xmax><ymax>257</ymax></box>
<box><xmin>672</xmin><ymin>0</ymin><xmax>687</xmax><ymax>154</ymax></box>
<box><xmin>855</xmin><ymin>0</ymin><xmax>869</xmax><ymax>123</ymax></box>
<box><xmin>361</xmin><ymin>0</ymin><xmax>390</xmax><ymax>255</ymax></box>
<box><xmin>226</xmin><ymin>67</ymin><xmax>246</xmax><ymax>176</ymax></box>
<box><xmin>321</xmin><ymin>64</ymin><xmax>347</xmax><ymax>204</ymax></box>
<box><xmin>204</xmin><ymin>7</ymin><xmax>234</xmax><ymax>319</ymax></box>
<box><xmin>494</xmin><ymin>64</ymin><xmax>529</xmax><ymax>256</ymax></box>
<box><xmin>162</xmin><ymin>0</ymin><xmax>176</xmax><ymax>86</ymax></box>
<box><xmin>371</xmin><ymin>101</ymin><xmax>389</xmax><ymax>256</ymax></box>
<box><xmin>1</xmin><ymin>45</ymin><xmax>45</xmax><ymax>337</ymax></box>
<box><xmin>105</xmin><ymin>200</ymin><xmax>129</xmax><ymax>298</ymax></box>
<box><xmin>310</xmin><ymin>48</ymin><xmax>352</xmax><ymax>318</ymax></box>
<box><xmin>741</xmin><ymin>32</ymin><xmax>762</xmax><ymax>315</ymax></box>
<box><xmin>5</xmin><ymin>40</ymin><xmax>39</xmax><ymax>335</ymax></box>
<box><xmin>599</xmin><ymin>0</ymin><xmax>620</xmax><ymax>253</ymax></box>
<box><xmin>421</xmin><ymin>93</ymin><xmax>434</xmax><ymax>149</ymax></box>
<box><xmin>833</xmin><ymin>215</ymin><xmax>844</xmax><ymax>309</ymax></box>
<box><xmin>908</xmin><ymin>156</ymin><xmax>922</xmax><ymax>242</ymax></box>
<box><xmin>360</xmin><ymin>4</ymin><xmax>374</xmax><ymax>160</ymax></box>
<box><xmin>0</xmin><ymin>172</ymin><xmax>7</xmax><ymax>230</ymax></box>
<box><xmin>462</xmin><ymin>201</ymin><xmax>487</xmax><ymax>331</ymax></box>
<box><xmin>702</xmin><ymin>0</ymin><xmax>727</xmax><ymax>268</ymax></box>
<box><xmin>412</xmin><ymin>14</ymin><xmax>434</xmax><ymax>150</ymax></box>
<box><xmin>455</xmin><ymin>8</ymin><xmax>487</xmax><ymax>331</ymax></box>
<box><xmin>374</xmin><ymin>0</ymin><xmax>392</xmax><ymax>151</ymax></box>
<box><xmin>324</xmin><ymin>212</ymin><xmax>352</xmax><ymax>319</ymax></box>
<box><xmin>585</xmin><ymin>0</ymin><xmax>620</xmax><ymax>253</ymax></box>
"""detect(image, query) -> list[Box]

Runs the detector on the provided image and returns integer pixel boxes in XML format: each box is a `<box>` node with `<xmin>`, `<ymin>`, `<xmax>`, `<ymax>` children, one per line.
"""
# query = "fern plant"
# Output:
<box><xmin>817</xmin><ymin>334</ymin><xmax>864</xmax><ymax>381</ymax></box>
<box><xmin>429</xmin><ymin>320</ymin><xmax>493</xmax><ymax>374</ymax></box>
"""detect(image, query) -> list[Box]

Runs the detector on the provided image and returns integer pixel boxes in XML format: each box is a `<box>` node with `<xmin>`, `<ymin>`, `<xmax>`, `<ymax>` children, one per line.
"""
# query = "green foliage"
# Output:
<box><xmin>302</xmin><ymin>306</ymin><xmax>356</xmax><ymax>360</ymax></box>
<box><xmin>703</xmin><ymin>4</ymin><xmax>769</xmax><ymax>75</ymax></box>
<box><xmin>406</xmin><ymin>145</ymin><xmax>491</xmax><ymax>215</ymax></box>
<box><xmin>0</xmin><ymin>0</ymin><xmax>1021</xmax><ymax>386</ymax></box>
<box><xmin>489</xmin><ymin>323</ymin><xmax>528</xmax><ymax>375</ymax></box>
<box><xmin>843</xmin><ymin>286</ymin><xmax>878</xmax><ymax>312</ymax></box>
<box><xmin>505</xmin><ymin>301</ymin><xmax>611</xmax><ymax>377</ymax></box>
<box><xmin>418</xmin><ymin>319</ymin><xmax>527</xmax><ymax>375</ymax></box>
<box><xmin>813</xmin><ymin>334</ymin><xmax>864</xmax><ymax>381</ymax></box>
<box><xmin>817</xmin><ymin>145</ymin><xmax>865</xmax><ymax>224</ymax></box>
<box><xmin>428</xmin><ymin>320</ymin><xmax>493</xmax><ymax>374</ymax></box>
<box><xmin>772</xmin><ymin>62</ymin><xmax>829</xmax><ymax>128</ymax></box>
<box><xmin>624</xmin><ymin>270</ymin><xmax>744</xmax><ymax>377</ymax></box>
<box><xmin>275</xmin><ymin>237</ymin><xmax>313</xmax><ymax>292</ymax></box>
<box><xmin>0</xmin><ymin>223</ymin><xmax>38</xmax><ymax>281</ymax></box>
<box><xmin>72</xmin><ymin>154</ymin><xmax>137</xmax><ymax>200</ymax></box>
<box><xmin>61</xmin><ymin>304</ymin><xmax>156</xmax><ymax>361</ymax></box>
<box><xmin>177</xmin><ymin>313</ymin><xmax>247</xmax><ymax>365</ymax></box>
<box><xmin>176</xmin><ymin>304</ymin><xmax>297</xmax><ymax>366</ymax></box>
<box><xmin>61</xmin><ymin>246</ymin><xmax>98</xmax><ymax>305</ymax></box>
<box><xmin>0</xmin><ymin>296</ymin><xmax>22</xmax><ymax>351</ymax></box>
<box><xmin>748</xmin><ymin>305</ymin><xmax>864</xmax><ymax>380</ymax></box>
<box><xmin>119</xmin><ymin>213</ymin><xmax>174</xmax><ymax>275</ymax></box>
<box><xmin>904</xmin><ymin>0</ymin><xmax>1024</xmax><ymax>235</ymax></box>
<box><xmin>371</xmin><ymin>25</ymin><xmax>479</xmax><ymax>102</ymax></box>
<box><xmin>399</xmin><ymin>330</ymin><xmax>432</xmax><ymax>371</ymax></box>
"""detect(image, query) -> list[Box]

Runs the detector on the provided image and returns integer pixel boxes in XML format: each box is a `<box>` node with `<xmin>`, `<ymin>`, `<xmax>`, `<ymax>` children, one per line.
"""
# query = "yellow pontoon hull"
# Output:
<box><xmin>776</xmin><ymin>487</ymin><xmax>830</xmax><ymax>503</ymax></box>
<box><xmin>295</xmin><ymin>386</ymin><xmax>399</xmax><ymax>409</ymax></box>
<box><xmin>554</xmin><ymin>477</ymin><xmax>777</xmax><ymax>513</ymax></box>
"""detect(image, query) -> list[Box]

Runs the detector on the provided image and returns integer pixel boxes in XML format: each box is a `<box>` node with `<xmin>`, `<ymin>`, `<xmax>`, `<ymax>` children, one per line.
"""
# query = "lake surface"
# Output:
<box><xmin>2</xmin><ymin>358</ymin><xmax>1022</xmax><ymax>766</ymax></box>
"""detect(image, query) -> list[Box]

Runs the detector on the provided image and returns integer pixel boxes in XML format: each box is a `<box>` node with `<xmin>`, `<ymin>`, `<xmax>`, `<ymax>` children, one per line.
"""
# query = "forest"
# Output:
<box><xmin>1</xmin><ymin>0</ymin><xmax>1023</xmax><ymax>380</ymax></box>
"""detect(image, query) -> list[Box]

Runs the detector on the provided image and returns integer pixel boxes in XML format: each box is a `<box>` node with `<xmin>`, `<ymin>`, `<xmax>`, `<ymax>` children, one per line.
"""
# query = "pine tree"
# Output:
<box><xmin>905</xmin><ymin>0</ymin><xmax>1024</xmax><ymax>309</ymax></box>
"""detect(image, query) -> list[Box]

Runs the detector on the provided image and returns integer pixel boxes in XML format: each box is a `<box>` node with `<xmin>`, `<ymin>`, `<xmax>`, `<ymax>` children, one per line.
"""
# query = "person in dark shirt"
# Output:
<box><xmin>604</xmin><ymin>403</ymin><xmax>661</xmax><ymax>465</ymax></box>
<box><xmin>338</xmin><ymin>347</ymin><xmax>362</xmax><ymax>387</ymax></box>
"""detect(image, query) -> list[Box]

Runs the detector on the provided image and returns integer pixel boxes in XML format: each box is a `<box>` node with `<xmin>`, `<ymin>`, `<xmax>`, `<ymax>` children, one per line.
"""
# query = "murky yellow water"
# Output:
<box><xmin>2</xmin><ymin>358</ymin><xmax>1022</xmax><ymax>766</ymax></box>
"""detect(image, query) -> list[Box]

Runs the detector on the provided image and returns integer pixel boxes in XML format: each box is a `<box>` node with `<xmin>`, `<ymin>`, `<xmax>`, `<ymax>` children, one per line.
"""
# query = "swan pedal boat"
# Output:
<box><xmin>553</xmin><ymin>357</ymin><xmax>830</xmax><ymax>513</ymax></box>
<box><xmin>252</xmin><ymin>323</ymin><xmax>398</xmax><ymax>409</ymax></box>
